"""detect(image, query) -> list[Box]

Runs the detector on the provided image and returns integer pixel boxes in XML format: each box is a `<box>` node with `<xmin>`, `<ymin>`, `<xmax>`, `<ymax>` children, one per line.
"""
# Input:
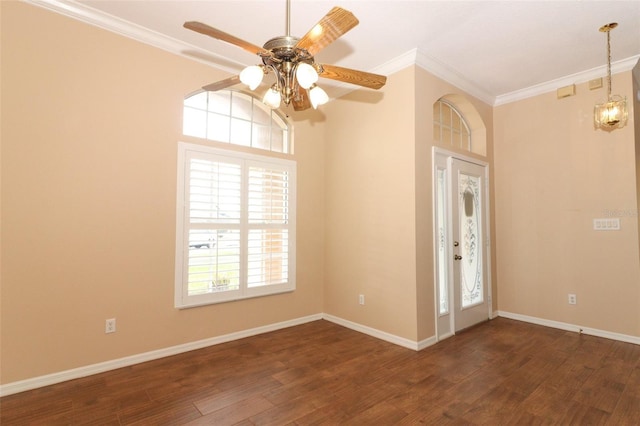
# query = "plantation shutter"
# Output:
<box><xmin>176</xmin><ymin>143</ymin><xmax>296</xmax><ymax>308</ymax></box>
<box><xmin>247</xmin><ymin>165</ymin><xmax>291</xmax><ymax>288</ymax></box>
<box><xmin>186</xmin><ymin>156</ymin><xmax>242</xmax><ymax>297</ymax></box>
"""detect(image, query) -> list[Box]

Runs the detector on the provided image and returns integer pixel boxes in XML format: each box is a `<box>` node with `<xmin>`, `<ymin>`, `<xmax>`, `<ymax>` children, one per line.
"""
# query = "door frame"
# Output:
<box><xmin>432</xmin><ymin>147</ymin><xmax>493</xmax><ymax>342</ymax></box>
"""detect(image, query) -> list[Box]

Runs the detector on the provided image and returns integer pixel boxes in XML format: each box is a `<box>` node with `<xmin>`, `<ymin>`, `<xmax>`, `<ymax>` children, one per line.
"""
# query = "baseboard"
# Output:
<box><xmin>16</xmin><ymin>309</ymin><xmax>635</xmax><ymax>399</ymax></box>
<box><xmin>437</xmin><ymin>331</ymin><xmax>455</xmax><ymax>341</ymax></box>
<box><xmin>8</xmin><ymin>309</ymin><xmax>636</xmax><ymax>398</ymax></box>
<box><xmin>497</xmin><ymin>311</ymin><xmax>640</xmax><ymax>346</ymax></box>
<box><xmin>417</xmin><ymin>335</ymin><xmax>438</xmax><ymax>350</ymax></box>
<box><xmin>0</xmin><ymin>313</ymin><xmax>323</xmax><ymax>397</ymax></box>
<box><xmin>322</xmin><ymin>314</ymin><xmax>436</xmax><ymax>351</ymax></box>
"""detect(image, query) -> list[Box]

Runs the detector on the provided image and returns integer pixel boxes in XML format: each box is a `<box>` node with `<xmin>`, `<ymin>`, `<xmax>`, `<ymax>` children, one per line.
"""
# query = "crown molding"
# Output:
<box><xmin>413</xmin><ymin>49</ymin><xmax>496</xmax><ymax>105</ymax></box>
<box><xmin>329</xmin><ymin>48</ymin><xmax>497</xmax><ymax>105</ymax></box>
<box><xmin>325</xmin><ymin>49</ymin><xmax>421</xmax><ymax>101</ymax></box>
<box><xmin>494</xmin><ymin>55</ymin><xmax>640</xmax><ymax>106</ymax></box>
<box><xmin>22</xmin><ymin>0</ymin><xmax>245</xmax><ymax>75</ymax></box>
<box><xmin>22</xmin><ymin>0</ymin><xmax>640</xmax><ymax>107</ymax></box>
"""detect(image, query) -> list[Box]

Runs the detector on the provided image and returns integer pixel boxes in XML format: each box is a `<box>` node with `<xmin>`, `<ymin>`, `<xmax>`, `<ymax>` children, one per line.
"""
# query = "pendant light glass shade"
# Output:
<box><xmin>240</xmin><ymin>65</ymin><xmax>264</xmax><ymax>90</ymax></box>
<box><xmin>594</xmin><ymin>95</ymin><xmax>628</xmax><ymax>129</ymax></box>
<box><xmin>309</xmin><ymin>84</ymin><xmax>328</xmax><ymax>109</ymax></box>
<box><xmin>295</xmin><ymin>63</ymin><xmax>319</xmax><ymax>89</ymax></box>
<box><xmin>263</xmin><ymin>85</ymin><xmax>282</xmax><ymax>109</ymax></box>
<box><xmin>594</xmin><ymin>23</ymin><xmax>628</xmax><ymax>130</ymax></box>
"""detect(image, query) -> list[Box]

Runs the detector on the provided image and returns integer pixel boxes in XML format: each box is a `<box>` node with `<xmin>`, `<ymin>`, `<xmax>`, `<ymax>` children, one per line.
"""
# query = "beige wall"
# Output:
<box><xmin>494</xmin><ymin>73</ymin><xmax>640</xmax><ymax>337</ymax></box>
<box><xmin>634</xmin><ymin>63</ymin><xmax>640</xmax><ymax>260</ymax></box>
<box><xmin>1</xmin><ymin>2</ymin><xmax>325</xmax><ymax>384</ymax></box>
<box><xmin>323</xmin><ymin>67</ymin><xmax>419</xmax><ymax>340</ymax></box>
<box><xmin>322</xmin><ymin>66</ymin><xmax>494</xmax><ymax>342</ymax></box>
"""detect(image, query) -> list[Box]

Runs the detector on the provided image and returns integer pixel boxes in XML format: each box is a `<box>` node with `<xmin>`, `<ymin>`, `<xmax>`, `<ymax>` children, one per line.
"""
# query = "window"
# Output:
<box><xmin>183</xmin><ymin>90</ymin><xmax>290</xmax><ymax>154</ymax></box>
<box><xmin>435</xmin><ymin>166</ymin><xmax>449</xmax><ymax>315</ymax></box>
<box><xmin>175</xmin><ymin>142</ymin><xmax>296</xmax><ymax>308</ymax></box>
<box><xmin>433</xmin><ymin>99</ymin><xmax>471</xmax><ymax>151</ymax></box>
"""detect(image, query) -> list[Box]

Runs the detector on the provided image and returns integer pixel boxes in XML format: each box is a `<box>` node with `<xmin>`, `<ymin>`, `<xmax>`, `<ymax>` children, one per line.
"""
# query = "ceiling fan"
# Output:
<box><xmin>184</xmin><ymin>0</ymin><xmax>387</xmax><ymax>111</ymax></box>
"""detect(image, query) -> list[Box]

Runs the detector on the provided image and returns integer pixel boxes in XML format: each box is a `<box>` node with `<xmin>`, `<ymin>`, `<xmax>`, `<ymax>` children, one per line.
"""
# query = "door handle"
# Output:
<box><xmin>454</xmin><ymin>254</ymin><xmax>462</xmax><ymax>260</ymax></box>
<box><xmin>453</xmin><ymin>241</ymin><xmax>459</xmax><ymax>247</ymax></box>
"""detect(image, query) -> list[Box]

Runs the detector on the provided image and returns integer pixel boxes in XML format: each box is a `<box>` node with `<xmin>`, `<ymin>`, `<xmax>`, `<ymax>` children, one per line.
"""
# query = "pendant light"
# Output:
<box><xmin>594</xmin><ymin>22</ymin><xmax>628</xmax><ymax>130</ymax></box>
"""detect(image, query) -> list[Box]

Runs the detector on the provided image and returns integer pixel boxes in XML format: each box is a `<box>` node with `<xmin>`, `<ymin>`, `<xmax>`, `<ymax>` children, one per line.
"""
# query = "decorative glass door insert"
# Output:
<box><xmin>459</xmin><ymin>173</ymin><xmax>483</xmax><ymax>308</ymax></box>
<box><xmin>436</xmin><ymin>168</ymin><xmax>449</xmax><ymax>315</ymax></box>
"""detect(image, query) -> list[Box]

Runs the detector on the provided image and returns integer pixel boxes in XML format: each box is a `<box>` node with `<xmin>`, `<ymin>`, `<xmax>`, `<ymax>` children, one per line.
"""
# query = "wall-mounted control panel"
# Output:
<box><xmin>593</xmin><ymin>218</ymin><xmax>620</xmax><ymax>231</ymax></box>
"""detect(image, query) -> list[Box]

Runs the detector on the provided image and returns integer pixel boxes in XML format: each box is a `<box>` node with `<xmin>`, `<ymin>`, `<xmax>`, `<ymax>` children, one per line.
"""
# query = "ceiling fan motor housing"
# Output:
<box><xmin>263</xmin><ymin>36</ymin><xmax>299</xmax><ymax>54</ymax></box>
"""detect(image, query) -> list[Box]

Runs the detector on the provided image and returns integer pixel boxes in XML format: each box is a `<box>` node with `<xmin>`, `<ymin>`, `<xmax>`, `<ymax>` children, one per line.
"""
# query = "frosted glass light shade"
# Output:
<box><xmin>240</xmin><ymin>65</ymin><xmax>263</xmax><ymax>90</ymax></box>
<box><xmin>309</xmin><ymin>85</ymin><xmax>328</xmax><ymax>109</ymax></box>
<box><xmin>594</xmin><ymin>95</ymin><xmax>628</xmax><ymax>129</ymax></box>
<box><xmin>263</xmin><ymin>86</ymin><xmax>281</xmax><ymax>109</ymax></box>
<box><xmin>296</xmin><ymin>63</ymin><xmax>318</xmax><ymax>89</ymax></box>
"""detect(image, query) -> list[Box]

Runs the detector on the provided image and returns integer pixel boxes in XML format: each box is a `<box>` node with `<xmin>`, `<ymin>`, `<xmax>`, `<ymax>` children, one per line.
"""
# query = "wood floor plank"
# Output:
<box><xmin>558</xmin><ymin>400</ymin><xmax>611</xmax><ymax>425</ymax></box>
<box><xmin>116</xmin><ymin>399</ymin><xmax>202</xmax><ymax>425</ymax></box>
<box><xmin>248</xmin><ymin>396</ymin><xmax>321</xmax><ymax>425</ymax></box>
<box><xmin>388</xmin><ymin>374</ymin><xmax>455</xmax><ymax>414</ymax></box>
<box><xmin>289</xmin><ymin>403</ymin><xmax>352</xmax><ymax>425</ymax></box>
<box><xmin>187</xmin><ymin>395</ymin><xmax>274</xmax><ymax>425</ymax></box>
<box><xmin>193</xmin><ymin>376</ymin><xmax>281</xmax><ymax>415</ymax></box>
<box><xmin>2</xmin><ymin>318</ymin><xmax>639</xmax><ymax>425</ymax></box>
<box><xmin>346</xmin><ymin>400</ymin><xmax>408</xmax><ymax>424</ymax></box>
<box><xmin>572</xmin><ymin>357</ymin><xmax>630</xmax><ymax>413</ymax></box>
<box><xmin>607</xmin><ymin>394</ymin><xmax>640</xmax><ymax>425</ymax></box>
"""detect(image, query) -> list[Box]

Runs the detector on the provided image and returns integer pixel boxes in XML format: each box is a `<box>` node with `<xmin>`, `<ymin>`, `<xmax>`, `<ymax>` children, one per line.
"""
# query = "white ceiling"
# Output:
<box><xmin>30</xmin><ymin>0</ymin><xmax>640</xmax><ymax>105</ymax></box>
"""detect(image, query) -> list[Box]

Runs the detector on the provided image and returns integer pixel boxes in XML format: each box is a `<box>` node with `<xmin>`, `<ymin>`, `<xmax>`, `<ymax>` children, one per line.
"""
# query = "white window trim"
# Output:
<box><xmin>175</xmin><ymin>142</ymin><xmax>296</xmax><ymax>309</ymax></box>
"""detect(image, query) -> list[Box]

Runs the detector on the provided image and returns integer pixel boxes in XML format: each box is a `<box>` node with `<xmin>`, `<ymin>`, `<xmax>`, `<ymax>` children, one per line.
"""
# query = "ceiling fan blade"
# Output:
<box><xmin>292</xmin><ymin>85</ymin><xmax>311</xmax><ymax>111</ymax></box>
<box><xmin>184</xmin><ymin>21</ymin><xmax>268</xmax><ymax>56</ymax></box>
<box><xmin>202</xmin><ymin>75</ymin><xmax>241</xmax><ymax>92</ymax></box>
<box><xmin>319</xmin><ymin>64</ymin><xmax>387</xmax><ymax>90</ymax></box>
<box><xmin>295</xmin><ymin>7</ymin><xmax>359</xmax><ymax>56</ymax></box>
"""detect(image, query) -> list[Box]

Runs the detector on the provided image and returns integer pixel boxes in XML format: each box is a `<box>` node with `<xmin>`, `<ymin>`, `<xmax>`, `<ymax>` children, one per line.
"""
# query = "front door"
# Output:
<box><xmin>434</xmin><ymin>151</ymin><xmax>490</xmax><ymax>338</ymax></box>
<box><xmin>451</xmin><ymin>158</ymin><xmax>488</xmax><ymax>331</ymax></box>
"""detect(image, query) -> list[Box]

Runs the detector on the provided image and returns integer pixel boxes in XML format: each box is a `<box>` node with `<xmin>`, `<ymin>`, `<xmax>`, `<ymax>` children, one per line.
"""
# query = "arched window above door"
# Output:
<box><xmin>433</xmin><ymin>99</ymin><xmax>471</xmax><ymax>152</ymax></box>
<box><xmin>433</xmin><ymin>95</ymin><xmax>487</xmax><ymax>157</ymax></box>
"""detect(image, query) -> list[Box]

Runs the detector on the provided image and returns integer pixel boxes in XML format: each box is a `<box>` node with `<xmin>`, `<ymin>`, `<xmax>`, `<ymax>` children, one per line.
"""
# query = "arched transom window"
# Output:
<box><xmin>433</xmin><ymin>99</ymin><xmax>471</xmax><ymax>152</ymax></box>
<box><xmin>183</xmin><ymin>90</ymin><xmax>290</xmax><ymax>154</ymax></box>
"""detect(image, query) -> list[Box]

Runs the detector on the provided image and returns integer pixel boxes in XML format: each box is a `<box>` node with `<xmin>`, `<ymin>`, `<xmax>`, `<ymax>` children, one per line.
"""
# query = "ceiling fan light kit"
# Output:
<box><xmin>594</xmin><ymin>22</ymin><xmax>628</xmax><ymax>130</ymax></box>
<box><xmin>184</xmin><ymin>0</ymin><xmax>386</xmax><ymax>112</ymax></box>
<box><xmin>239</xmin><ymin>65</ymin><xmax>264</xmax><ymax>90</ymax></box>
<box><xmin>296</xmin><ymin>63</ymin><xmax>319</xmax><ymax>89</ymax></box>
<box><xmin>309</xmin><ymin>84</ymin><xmax>329</xmax><ymax>109</ymax></box>
<box><xmin>263</xmin><ymin>85</ymin><xmax>283</xmax><ymax>109</ymax></box>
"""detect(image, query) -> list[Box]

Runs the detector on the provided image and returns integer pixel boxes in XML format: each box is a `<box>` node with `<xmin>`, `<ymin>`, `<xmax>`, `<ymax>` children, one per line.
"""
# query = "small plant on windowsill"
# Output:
<box><xmin>209</xmin><ymin>275</ymin><xmax>237</xmax><ymax>292</ymax></box>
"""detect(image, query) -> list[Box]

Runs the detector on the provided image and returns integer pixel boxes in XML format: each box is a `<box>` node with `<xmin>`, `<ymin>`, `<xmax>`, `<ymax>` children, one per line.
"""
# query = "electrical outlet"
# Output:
<box><xmin>105</xmin><ymin>318</ymin><xmax>116</xmax><ymax>333</ymax></box>
<box><xmin>358</xmin><ymin>294</ymin><xmax>365</xmax><ymax>305</ymax></box>
<box><xmin>568</xmin><ymin>294</ymin><xmax>577</xmax><ymax>305</ymax></box>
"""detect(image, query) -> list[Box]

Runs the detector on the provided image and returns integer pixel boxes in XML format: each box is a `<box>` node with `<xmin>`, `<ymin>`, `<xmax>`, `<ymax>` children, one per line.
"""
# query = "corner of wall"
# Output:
<box><xmin>633</xmin><ymin>60</ymin><xmax>640</xmax><ymax>266</ymax></box>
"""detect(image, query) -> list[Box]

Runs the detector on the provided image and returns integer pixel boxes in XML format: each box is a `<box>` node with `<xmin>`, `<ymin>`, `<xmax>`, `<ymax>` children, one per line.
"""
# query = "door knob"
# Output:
<box><xmin>453</xmin><ymin>241</ymin><xmax>459</xmax><ymax>247</ymax></box>
<box><xmin>454</xmin><ymin>254</ymin><xmax>462</xmax><ymax>260</ymax></box>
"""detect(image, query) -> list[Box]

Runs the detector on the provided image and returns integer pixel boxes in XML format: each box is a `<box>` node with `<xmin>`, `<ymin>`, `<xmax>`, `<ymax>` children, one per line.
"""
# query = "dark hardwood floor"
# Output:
<box><xmin>2</xmin><ymin>317</ymin><xmax>639</xmax><ymax>425</ymax></box>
